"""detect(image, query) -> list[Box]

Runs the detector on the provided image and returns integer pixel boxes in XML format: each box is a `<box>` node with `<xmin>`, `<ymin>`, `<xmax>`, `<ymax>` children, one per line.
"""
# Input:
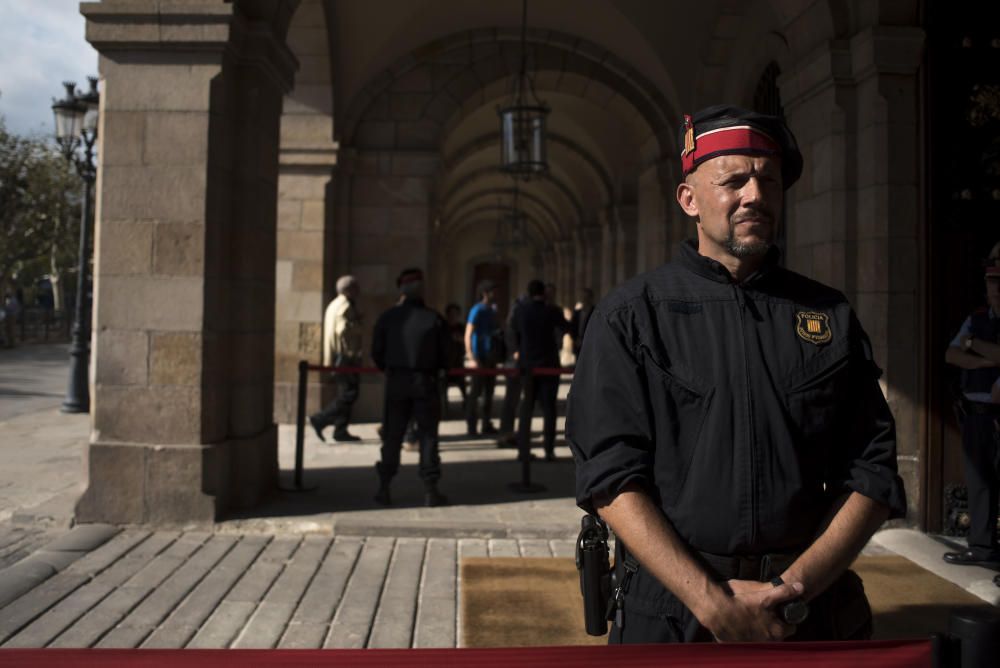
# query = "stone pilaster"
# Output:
<box><xmin>555</xmin><ymin>239</ymin><xmax>575</xmax><ymax>304</ymax></box>
<box><xmin>599</xmin><ymin>209</ymin><xmax>617</xmax><ymax>296</ymax></box>
<box><xmin>78</xmin><ymin>0</ymin><xmax>297</xmax><ymax>524</ymax></box>
<box><xmin>575</xmin><ymin>223</ymin><xmax>602</xmax><ymax>298</ymax></box>
<box><xmin>615</xmin><ymin>204</ymin><xmax>638</xmax><ymax>286</ymax></box>
<box><xmin>780</xmin><ymin>25</ymin><xmax>925</xmax><ymax>522</ymax></box>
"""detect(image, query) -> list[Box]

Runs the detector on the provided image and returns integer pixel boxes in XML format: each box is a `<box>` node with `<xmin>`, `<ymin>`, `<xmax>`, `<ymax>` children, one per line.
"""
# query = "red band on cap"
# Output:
<box><xmin>681</xmin><ymin>126</ymin><xmax>781</xmax><ymax>174</ymax></box>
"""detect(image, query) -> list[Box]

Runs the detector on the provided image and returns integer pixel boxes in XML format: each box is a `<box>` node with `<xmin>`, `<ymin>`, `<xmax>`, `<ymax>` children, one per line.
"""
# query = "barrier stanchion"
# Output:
<box><xmin>508</xmin><ymin>368</ymin><xmax>547</xmax><ymax>494</ymax></box>
<box><xmin>287</xmin><ymin>361</ymin><xmax>571</xmax><ymax>496</ymax></box>
<box><xmin>281</xmin><ymin>359</ymin><xmax>317</xmax><ymax>492</ymax></box>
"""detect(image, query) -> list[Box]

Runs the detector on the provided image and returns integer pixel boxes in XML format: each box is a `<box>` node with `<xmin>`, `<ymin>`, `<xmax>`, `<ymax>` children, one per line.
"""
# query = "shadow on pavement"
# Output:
<box><xmin>225</xmin><ymin>447</ymin><xmax>577</xmax><ymax>519</ymax></box>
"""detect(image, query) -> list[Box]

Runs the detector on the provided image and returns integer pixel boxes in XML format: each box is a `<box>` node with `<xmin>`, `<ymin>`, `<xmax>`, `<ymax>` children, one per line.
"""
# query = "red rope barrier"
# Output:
<box><xmin>0</xmin><ymin>639</ymin><xmax>936</xmax><ymax>667</ymax></box>
<box><xmin>303</xmin><ymin>363</ymin><xmax>573</xmax><ymax>377</ymax></box>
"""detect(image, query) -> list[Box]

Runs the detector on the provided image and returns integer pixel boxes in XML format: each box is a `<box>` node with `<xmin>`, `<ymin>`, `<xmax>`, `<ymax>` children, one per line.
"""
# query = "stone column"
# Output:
<box><xmin>575</xmin><ymin>223</ymin><xmax>602</xmax><ymax>297</ymax></box>
<box><xmin>77</xmin><ymin>1</ymin><xmax>297</xmax><ymax>524</ymax></box>
<box><xmin>555</xmin><ymin>239</ymin><xmax>575</xmax><ymax>304</ymax></box>
<box><xmin>849</xmin><ymin>27</ymin><xmax>925</xmax><ymax>521</ymax></box>
<box><xmin>781</xmin><ymin>26</ymin><xmax>924</xmax><ymax>521</ymax></box>
<box><xmin>273</xmin><ymin>152</ymin><xmax>335</xmax><ymax>423</ymax></box>
<box><xmin>615</xmin><ymin>204</ymin><xmax>638</xmax><ymax>285</ymax></box>
<box><xmin>599</xmin><ymin>209</ymin><xmax>617</xmax><ymax>296</ymax></box>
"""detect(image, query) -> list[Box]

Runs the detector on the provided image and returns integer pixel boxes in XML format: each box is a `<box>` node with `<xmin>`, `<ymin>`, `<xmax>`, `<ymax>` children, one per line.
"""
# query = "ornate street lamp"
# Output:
<box><xmin>52</xmin><ymin>77</ymin><xmax>99</xmax><ymax>414</ymax></box>
<box><xmin>498</xmin><ymin>0</ymin><xmax>549</xmax><ymax>179</ymax></box>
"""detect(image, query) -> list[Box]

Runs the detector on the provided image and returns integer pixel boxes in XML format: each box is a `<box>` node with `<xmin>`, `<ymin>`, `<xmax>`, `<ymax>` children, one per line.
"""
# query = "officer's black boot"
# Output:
<box><xmin>424</xmin><ymin>480</ymin><xmax>449</xmax><ymax>507</ymax></box>
<box><xmin>374</xmin><ymin>462</ymin><xmax>392</xmax><ymax>506</ymax></box>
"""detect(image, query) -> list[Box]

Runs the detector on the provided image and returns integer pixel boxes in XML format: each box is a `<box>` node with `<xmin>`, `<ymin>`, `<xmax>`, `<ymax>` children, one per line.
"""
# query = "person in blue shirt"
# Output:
<box><xmin>464</xmin><ymin>280</ymin><xmax>500</xmax><ymax>437</ymax></box>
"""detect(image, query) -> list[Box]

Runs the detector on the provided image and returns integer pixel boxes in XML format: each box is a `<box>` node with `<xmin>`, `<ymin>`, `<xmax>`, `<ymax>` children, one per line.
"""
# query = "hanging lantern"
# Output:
<box><xmin>492</xmin><ymin>190</ymin><xmax>528</xmax><ymax>254</ymax></box>
<box><xmin>498</xmin><ymin>0</ymin><xmax>549</xmax><ymax>179</ymax></box>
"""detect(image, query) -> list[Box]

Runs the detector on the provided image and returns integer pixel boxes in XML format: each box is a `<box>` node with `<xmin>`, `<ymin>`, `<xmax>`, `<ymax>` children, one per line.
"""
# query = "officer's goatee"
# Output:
<box><xmin>724</xmin><ymin>216</ymin><xmax>774</xmax><ymax>258</ymax></box>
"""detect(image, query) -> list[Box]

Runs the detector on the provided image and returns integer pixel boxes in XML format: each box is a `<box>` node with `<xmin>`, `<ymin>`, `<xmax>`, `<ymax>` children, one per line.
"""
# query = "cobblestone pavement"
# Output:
<box><xmin>0</xmin><ymin>529</ymin><xmax>575</xmax><ymax>649</ymax></box>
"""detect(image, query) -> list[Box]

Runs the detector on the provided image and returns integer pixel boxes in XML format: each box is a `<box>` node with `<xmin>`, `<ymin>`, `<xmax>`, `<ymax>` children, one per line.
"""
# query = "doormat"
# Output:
<box><xmin>459</xmin><ymin>555</ymin><xmax>988</xmax><ymax>647</ymax></box>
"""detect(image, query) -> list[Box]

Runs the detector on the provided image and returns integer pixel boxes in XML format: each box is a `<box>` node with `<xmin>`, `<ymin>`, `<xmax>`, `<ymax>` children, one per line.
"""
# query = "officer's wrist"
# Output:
<box><xmin>690</xmin><ymin>582</ymin><xmax>733</xmax><ymax>627</ymax></box>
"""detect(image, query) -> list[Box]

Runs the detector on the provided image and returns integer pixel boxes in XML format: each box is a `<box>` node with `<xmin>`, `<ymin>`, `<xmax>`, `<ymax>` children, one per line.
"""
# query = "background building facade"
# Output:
<box><xmin>73</xmin><ymin>0</ymin><xmax>992</xmax><ymax>535</ymax></box>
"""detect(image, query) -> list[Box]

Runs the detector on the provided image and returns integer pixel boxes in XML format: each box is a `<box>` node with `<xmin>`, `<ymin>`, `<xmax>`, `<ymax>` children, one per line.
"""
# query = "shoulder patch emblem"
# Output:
<box><xmin>796</xmin><ymin>311</ymin><xmax>832</xmax><ymax>345</ymax></box>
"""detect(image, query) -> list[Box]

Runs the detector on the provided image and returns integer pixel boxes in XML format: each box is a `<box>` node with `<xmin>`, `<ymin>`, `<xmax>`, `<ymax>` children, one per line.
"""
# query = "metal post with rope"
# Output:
<box><xmin>287</xmin><ymin>362</ymin><xmax>574</xmax><ymax>493</ymax></box>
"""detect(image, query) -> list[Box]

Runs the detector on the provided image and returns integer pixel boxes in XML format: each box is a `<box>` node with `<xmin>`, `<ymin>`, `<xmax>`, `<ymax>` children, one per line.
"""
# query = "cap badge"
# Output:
<box><xmin>796</xmin><ymin>311</ymin><xmax>832</xmax><ymax>345</ymax></box>
<box><xmin>681</xmin><ymin>114</ymin><xmax>695</xmax><ymax>157</ymax></box>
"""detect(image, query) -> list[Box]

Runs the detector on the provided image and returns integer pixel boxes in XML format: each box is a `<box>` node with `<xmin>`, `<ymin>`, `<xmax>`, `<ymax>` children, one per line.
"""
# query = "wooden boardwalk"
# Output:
<box><xmin>0</xmin><ymin>531</ymin><xmax>576</xmax><ymax>649</ymax></box>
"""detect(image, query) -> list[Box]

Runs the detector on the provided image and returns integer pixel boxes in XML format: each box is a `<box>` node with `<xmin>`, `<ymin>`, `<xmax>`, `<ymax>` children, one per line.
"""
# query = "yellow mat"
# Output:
<box><xmin>459</xmin><ymin>555</ymin><xmax>988</xmax><ymax>647</ymax></box>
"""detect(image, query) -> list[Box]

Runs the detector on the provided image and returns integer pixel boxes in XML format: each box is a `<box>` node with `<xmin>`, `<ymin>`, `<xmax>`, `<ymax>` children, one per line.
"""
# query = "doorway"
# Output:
<box><xmin>924</xmin><ymin>2</ymin><xmax>1000</xmax><ymax>531</ymax></box>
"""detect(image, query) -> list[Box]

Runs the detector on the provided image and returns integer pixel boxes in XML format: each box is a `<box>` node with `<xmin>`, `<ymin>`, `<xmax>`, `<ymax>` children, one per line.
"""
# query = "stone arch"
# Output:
<box><xmin>340</xmin><ymin>28</ymin><xmax>676</xmax><ymax>159</ymax></box>
<box><xmin>443</xmin><ymin>188</ymin><xmax>563</xmax><ymax>240</ymax></box>
<box><xmin>443</xmin><ymin>208</ymin><xmax>549</xmax><ymax>247</ymax></box>
<box><xmin>441</xmin><ymin>132</ymin><xmax>615</xmax><ymax>206</ymax></box>
<box><xmin>439</xmin><ymin>166</ymin><xmax>585</xmax><ymax>228</ymax></box>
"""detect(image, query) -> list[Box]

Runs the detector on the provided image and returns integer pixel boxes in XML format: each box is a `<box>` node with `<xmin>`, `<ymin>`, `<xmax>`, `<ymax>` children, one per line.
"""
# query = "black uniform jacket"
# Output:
<box><xmin>372</xmin><ymin>297</ymin><xmax>450</xmax><ymax>374</ymax></box>
<box><xmin>512</xmin><ymin>298</ymin><xmax>569</xmax><ymax>369</ymax></box>
<box><xmin>568</xmin><ymin>240</ymin><xmax>906</xmax><ymax>555</ymax></box>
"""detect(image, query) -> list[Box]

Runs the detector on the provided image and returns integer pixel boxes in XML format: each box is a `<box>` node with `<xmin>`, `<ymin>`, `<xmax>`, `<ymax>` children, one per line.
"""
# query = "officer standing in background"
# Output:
<box><xmin>943</xmin><ymin>246</ymin><xmax>1000</xmax><ymax>569</ymax></box>
<box><xmin>310</xmin><ymin>275</ymin><xmax>363</xmax><ymax>442</ymax></box>
<box><xmin>512</xmin><ymin>279</ymin><xmax>569</xmax><ymax>461</ymax></box>
<box><xmin>568</xmin><ymin>105</ymin><xmax>906</xmax><ymax>643</ymax></box>
<box><xmin>372</xmin><ymin>268</ymin><xmax>451</xmax><ymax>507</ymax></box>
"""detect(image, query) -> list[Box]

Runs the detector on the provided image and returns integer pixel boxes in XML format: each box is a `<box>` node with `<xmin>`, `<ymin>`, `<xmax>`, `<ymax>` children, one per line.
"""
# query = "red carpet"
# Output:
<box><xmin>0</xmin><ymin>640</ymin><xmax>932</xmax><ymax>667</ymax></box>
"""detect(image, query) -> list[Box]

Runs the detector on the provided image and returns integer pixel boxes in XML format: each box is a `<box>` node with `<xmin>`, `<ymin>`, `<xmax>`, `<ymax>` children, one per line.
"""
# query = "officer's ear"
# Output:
<box><xmin>676</xmin><ymin>176</ymin><xmax>699</xmax><ymax>219</ymax></box>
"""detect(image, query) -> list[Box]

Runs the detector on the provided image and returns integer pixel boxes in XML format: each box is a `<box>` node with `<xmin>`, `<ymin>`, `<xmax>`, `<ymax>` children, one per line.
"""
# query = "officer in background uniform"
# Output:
<box><xmin>943</xmin><ymin>249</ymin><xmax>1000</xmax><ymax>568</ymax></box>
<box><xmin>372</xmin><ymin>268</ymin><xmax>451</xmax><ymax>507</ymax></box>
<box><xmin>512</xmin><ymin>279</ymin><xmax>569</xmax><ymax>461</ymax></box>
<box><xmin>568</xmin><ymin>105</ymin><xmax>906</xmax><ymax>643</ymax></box>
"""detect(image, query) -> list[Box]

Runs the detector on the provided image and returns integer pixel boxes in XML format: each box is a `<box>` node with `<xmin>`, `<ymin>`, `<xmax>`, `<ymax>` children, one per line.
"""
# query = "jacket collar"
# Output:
<box><xmin>677</xmin><ymin>238</ymin><xmax>780</xmax><ymax>286</ymax></box>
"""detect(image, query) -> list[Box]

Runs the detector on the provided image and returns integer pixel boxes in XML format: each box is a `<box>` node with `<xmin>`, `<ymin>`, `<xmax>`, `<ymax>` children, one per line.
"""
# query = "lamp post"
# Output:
<box><xmin>52</xmin><ymin>77</ymin><xmax>99</xmax><ymax>414</ymax></box>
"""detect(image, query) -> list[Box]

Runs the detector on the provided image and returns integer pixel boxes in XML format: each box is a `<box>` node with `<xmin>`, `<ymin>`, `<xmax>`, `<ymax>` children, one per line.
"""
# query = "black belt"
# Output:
<box><xmin>696</xmin><ymin>550</ymin><xmax>800</xmax><ymax>582</ymax></box>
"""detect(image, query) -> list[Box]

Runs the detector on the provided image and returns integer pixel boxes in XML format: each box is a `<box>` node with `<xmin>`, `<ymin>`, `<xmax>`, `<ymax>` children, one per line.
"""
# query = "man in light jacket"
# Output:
<box><xmin>310</xmin><ymin>275</ymin><xmax>364</xmax><ymax>442</ymax></box>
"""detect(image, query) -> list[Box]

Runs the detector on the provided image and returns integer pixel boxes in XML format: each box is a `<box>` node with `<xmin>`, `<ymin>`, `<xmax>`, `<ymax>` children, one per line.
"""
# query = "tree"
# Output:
<box><xmin>0</xmin><ymin>112</ymin><xmax>81</xmax><ymax>310</ymax></box>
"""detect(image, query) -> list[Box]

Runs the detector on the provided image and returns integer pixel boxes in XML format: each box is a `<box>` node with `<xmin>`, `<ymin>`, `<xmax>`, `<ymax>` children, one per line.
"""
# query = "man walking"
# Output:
<box><xmin>569</xmin><ymin>105</ymin><xmax>905</xmax><ymax>643</ymax></box>
<box><xmin>372</xmin><ymin>268</ymin><xmax>451</xmax><ymax>507</ymax></box>
<box><xmin>513</xmin><ymin>279</ymin><xmax>569</xmax><ymax>461</ymax></box>
<box><xmin>310</xmin><ymin>275</ymin><xmax>363</xmax><ymax>442</ymax></box>
<box><xmin>465</xmin><ymin>280</ymin><xmax>500</xmax><ymax>436</ymax></box>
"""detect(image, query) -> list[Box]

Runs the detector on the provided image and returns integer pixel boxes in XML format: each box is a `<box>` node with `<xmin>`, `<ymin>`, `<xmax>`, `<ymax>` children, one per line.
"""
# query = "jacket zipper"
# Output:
<box><xmin>733</xmin><ymin>285</ymin><xmax>757</xmax><ymax>546</ymax></box>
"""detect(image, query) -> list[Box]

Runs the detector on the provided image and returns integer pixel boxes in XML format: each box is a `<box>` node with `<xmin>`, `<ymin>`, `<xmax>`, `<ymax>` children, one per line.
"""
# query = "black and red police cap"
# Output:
<box><xmin>678</xmin><ymin>105</ymin><xmax>803</xmax><ymax>188</ymax></box>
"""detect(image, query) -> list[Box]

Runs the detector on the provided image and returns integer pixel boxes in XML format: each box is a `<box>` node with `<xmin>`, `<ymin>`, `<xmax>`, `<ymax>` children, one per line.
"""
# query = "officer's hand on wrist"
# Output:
<box><xmin>702</xmin><ymin>579</ymin><xmax>801</xmax><ymax>642</ymax></box>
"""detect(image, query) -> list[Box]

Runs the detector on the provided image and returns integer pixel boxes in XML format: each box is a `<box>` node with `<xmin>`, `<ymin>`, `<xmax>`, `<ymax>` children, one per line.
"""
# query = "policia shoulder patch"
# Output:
<box><xmin>796</xmin><ymin>311</ymin><xmax>832</xmax><ymax>345</ymax></box>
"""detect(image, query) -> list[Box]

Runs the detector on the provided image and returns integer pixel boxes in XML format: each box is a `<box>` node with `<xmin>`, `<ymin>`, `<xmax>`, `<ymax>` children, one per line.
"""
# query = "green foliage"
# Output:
<box><xmin>0</xmin><ymin>114</ymin><xmax>81</xmax><ymax>298</ymax></box>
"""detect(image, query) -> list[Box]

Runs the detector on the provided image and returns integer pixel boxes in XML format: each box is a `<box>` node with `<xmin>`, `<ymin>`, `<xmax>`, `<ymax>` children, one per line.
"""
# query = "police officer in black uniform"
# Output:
<box><xmin>512</xmin><ymin>279</ymin><xmax>570</xmax><ymax>461</ymax></box>
<box><xmin>568</xmin><ymin>105</ymin><xmax>906</xmax><ymax>643</ymax></box>
<box><xmin>943</xmin><ymin>258</ymin><xmax>1000</xmax><ymax>568</ymax></box>
<box><xmin>372</xmin><ymin>268</ymin><xmax>451</xmax><ymax>507</ymax></box>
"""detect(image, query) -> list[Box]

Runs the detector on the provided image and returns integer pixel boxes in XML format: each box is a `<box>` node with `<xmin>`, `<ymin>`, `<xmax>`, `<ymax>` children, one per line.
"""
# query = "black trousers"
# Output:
<box><xmin>380</xmin><ymin>372</ymin><xmax>441</xmax><ymax>483</ymax></box>
<box><xmin>465</xmin><ymin>360</ymin><xmax>496</xmax><ymax>429</ymax></box>
<box><xmin>500</xmin><ymin>371</ymin><xmax>523</xmax><ymax>434</ymax></box>
<box><xmin>961</xmin><ymin>414</ymin><xmax>1000</xmax><ymax>552</ymax></box>
<box><xmin>609</xmin><ymin>563</ymin><xmax>873</xmax><ymax>644</ymax></box>
<box><xmin>517</xmin><ymin>373</ymin><xmax>558</xmax><ymax>459</ymax></box>
<box><xmin>312</xmin><ymin>371</ymin><xmax>359</xmax><ymax>431</ymax></box>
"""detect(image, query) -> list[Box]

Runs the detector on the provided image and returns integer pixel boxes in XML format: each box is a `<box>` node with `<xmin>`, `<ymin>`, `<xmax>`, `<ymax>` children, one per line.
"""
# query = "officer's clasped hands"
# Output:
<box><xmin>702</xmin><ymin>579</ymin><xmax>804</xmax><ymax>642</ymax></box>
